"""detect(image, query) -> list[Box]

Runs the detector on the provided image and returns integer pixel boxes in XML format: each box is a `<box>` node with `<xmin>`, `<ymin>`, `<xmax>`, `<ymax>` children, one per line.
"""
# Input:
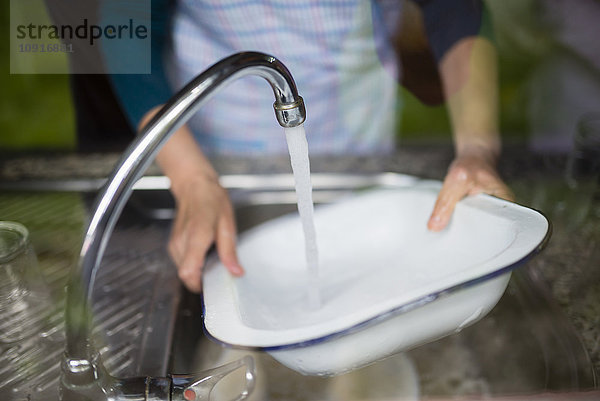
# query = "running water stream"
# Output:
<box><xmin>284</xmin><ymin>124</ymin><xmax>321</xmax><ymax>309</ymax></box>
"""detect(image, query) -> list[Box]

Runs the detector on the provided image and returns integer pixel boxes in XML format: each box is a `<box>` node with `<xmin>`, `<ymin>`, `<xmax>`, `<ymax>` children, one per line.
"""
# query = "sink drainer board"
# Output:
<box><xmin>202</xmin><ymin>181</ymin><xmax>551</xmax><ymax>375</ymax></box>
<box><xmin>0</xmin><ymin>193</ymin><xmax>179</xmax><ymax>401</ymax></box>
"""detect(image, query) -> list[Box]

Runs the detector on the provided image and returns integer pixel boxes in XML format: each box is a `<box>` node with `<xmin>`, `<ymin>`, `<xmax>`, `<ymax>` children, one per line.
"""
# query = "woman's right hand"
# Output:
<box><xmin>168</xmin><ymin>173</ymin><xmax>243</xmax><ymax>293</ymax></box>
<box><xmin>141</xmin><ymin>107</ymin><xmax>244</xmax><ymax>293</ymax></box>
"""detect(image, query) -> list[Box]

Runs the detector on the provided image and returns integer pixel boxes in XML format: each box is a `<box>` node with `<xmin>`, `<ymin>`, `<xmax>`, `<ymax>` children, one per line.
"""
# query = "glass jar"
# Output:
<box><xmin>0</xmin><ymin>221</ymin><xmax>49</xmax><ymax>343</ymax></box>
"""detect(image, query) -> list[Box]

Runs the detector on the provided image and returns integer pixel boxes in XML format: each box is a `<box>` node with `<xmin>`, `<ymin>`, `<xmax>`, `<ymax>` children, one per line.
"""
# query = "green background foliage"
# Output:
<box><xmin>1</xmin><ymin>1</ymin><xmax>75</xmax><ymax>150</ymax></box>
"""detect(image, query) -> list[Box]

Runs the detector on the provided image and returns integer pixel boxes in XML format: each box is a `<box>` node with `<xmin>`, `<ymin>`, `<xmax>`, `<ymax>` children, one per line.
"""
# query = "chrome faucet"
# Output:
<box><xmin>60</xmin><ymin>52</ymin><xmax>306</xmax><ymax>401</ymax></box>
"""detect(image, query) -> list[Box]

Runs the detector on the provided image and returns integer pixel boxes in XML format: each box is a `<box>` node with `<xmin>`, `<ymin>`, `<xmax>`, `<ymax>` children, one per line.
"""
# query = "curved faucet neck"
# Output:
<box><xmin>64</xmin><ymin>52</ymin><xmax>305</xmax><ymax>369</ymax></box>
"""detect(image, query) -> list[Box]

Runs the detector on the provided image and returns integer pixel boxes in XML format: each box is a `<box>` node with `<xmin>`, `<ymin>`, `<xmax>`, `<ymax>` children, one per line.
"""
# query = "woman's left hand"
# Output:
<box><xmin>427</xmin><ymin>153</ymin><xmax>514</xmax><ymax>231</ymax></box>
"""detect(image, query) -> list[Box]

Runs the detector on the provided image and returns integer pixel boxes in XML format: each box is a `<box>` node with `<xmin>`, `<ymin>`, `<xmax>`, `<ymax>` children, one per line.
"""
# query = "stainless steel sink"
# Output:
<box><xmin>170</xmin><ymin>173</ymin><xmax>596</xmax><ymax>400</ymax></box>
<box><xmin>0</xmin><ymin>173</ymin><xmax>596</xmax><ymax>400</ymax></box>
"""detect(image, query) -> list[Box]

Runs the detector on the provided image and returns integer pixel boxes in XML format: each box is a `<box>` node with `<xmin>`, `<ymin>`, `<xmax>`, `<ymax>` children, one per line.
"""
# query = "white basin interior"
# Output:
<box><xmin>202</xmin><ymin>182</ymin><xmax>549</xmax><ymax>351</ymax></box>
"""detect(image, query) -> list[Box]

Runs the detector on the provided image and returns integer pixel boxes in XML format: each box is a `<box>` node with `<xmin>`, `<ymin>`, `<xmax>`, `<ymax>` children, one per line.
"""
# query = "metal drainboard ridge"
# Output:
<box><xmin>0</xmin><ymin>193</ymin><xmax>180</xmax><ymax>401</ymax></box>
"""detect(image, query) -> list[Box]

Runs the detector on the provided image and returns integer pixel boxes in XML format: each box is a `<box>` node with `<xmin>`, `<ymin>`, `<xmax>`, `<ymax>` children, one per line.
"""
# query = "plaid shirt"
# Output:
<box><xmin>166</xmin><ymin>0</ymin><xmax>401</xmax><ymax>155</ymax></box>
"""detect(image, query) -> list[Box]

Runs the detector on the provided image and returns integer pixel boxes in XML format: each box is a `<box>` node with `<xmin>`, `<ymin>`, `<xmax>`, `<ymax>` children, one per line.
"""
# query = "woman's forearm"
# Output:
<box><xmin>138</xmin><ymin>106</ymin><xmax>219</xmax><ymax>197</ymax></box>
<box><xmin>440</xmin><ymin>36</ymin><xmax>501</xmax><ymax>162</ymax></box>
<box><xmin>427</xmin><ymin>36</ymin><xmax>513</xmax><ymax>231</ymax></box>
<box><xmin>137</xmin><ymin>107</ymin><xmax>243</xmax><ymax>293</ymax></box>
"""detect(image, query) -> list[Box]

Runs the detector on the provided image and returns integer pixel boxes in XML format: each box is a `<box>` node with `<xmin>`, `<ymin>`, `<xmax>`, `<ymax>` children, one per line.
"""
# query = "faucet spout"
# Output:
<box><xmin>61</xmin><ymin>52</ymin><xmax>305</xmax><ymax>400</ymax></box>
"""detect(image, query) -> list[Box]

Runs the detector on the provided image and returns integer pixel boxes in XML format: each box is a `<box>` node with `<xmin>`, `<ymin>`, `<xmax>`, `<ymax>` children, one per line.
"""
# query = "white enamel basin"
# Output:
<box><xmin>202</xmin><ymin>180</ymin><xmax>550</xmax><ymax>376</ymax></box>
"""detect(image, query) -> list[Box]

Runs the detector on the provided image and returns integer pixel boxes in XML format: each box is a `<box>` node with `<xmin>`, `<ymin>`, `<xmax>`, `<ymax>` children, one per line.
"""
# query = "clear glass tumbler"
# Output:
<box><xmin>0</xmin><ymin>221</ymin><xmax>49</xmax><ymax>343</ymax></box>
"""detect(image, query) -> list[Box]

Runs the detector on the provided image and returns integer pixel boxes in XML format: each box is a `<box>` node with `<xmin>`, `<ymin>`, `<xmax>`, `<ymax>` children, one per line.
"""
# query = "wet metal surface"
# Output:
<box><xmin>0</xmin><ymin>193</ymin><xmax>180</xmax><ymax>400</ymax></box>
<box><xmin>0</xmin><ymin>149</ymin><xmax>598</xmax><ymax>398</ymax></box>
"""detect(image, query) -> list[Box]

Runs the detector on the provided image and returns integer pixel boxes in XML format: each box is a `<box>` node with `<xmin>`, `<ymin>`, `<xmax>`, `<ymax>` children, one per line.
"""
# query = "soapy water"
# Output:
<box><xmin>284</xmin><ymin>124</ymin><xmax>321</xmax><ymax>309</ymax></box>
<box><xmin>233</xmin><ymin>189</ymin><xmax>518</xmax><ymax>331</ymax></box>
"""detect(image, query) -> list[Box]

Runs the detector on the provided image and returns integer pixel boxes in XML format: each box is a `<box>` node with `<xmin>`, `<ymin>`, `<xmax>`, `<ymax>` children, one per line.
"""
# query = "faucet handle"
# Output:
<box><xmin>171</xmin><ymin>355</ymin><xmax>256</xmax><ymax>401</ymax></box>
